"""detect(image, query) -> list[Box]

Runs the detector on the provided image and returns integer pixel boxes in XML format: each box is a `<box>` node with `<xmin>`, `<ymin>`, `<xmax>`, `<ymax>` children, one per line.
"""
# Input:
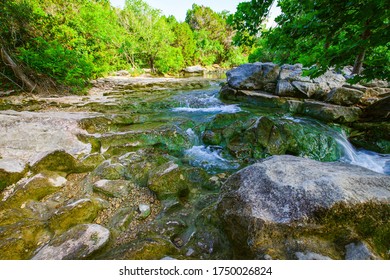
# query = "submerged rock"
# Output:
<box><xmin>217</xmin><ymin>155</ymin><xmax>390</xmax><ymax>259</ymax></box>
<box><xmin>32</xmin><ymin>224</ymin><xmax>110</xmax><ymax>260</ymax></box>
<box><xmin>147</xmin><ymin>162</ymin><xmax>212</xmax><ymax>199</ymax></box>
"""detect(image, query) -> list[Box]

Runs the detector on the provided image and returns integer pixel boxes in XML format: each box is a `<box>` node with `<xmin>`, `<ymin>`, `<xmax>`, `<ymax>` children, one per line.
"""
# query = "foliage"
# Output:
<box><xmin>0</xmin><ymin>0</ymin><xmax>247</xmax><ymax>92</ymax></box>
<box><xmin>231</xmin><ymin>0</ymin><xmax>390</xmax><ymax>82</ymax></box>
<box><xmin>186</xmin><ymin>4</ymin><xmax>248</xmax><ymax>67</ymax></box>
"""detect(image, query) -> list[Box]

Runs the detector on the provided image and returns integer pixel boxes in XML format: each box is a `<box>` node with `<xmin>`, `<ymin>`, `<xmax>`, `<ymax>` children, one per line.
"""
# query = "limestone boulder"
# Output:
<box><xmin>217</xmin><ymin>155</ymin><xmax>390</xmax><ymax>259</ymax></box>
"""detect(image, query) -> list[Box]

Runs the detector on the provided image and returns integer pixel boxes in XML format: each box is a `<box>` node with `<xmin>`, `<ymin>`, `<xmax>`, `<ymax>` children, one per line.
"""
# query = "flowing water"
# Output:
<box><xmin>169</xmin><ymin>84</ymin><xmax>390</xmax><ymax>175</ymax></box>
<box><xmin>1</xmin><ymin>77</ymin><xmax>389</xmax><ymax>260</ymax></box>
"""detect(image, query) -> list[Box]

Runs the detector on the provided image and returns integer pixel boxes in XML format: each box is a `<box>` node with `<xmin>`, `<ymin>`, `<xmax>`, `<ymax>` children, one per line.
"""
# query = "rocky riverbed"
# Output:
<box><xmin>0</xmin><ymin>74</ymin><xmax>389</xmax><ymax>260</ymax></box>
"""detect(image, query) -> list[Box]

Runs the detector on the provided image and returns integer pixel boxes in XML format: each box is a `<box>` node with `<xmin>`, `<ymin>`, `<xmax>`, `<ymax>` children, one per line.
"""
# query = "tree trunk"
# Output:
<box><xmin>352</xmin><ymin>23</ymin><xmax>371</xmax><ymax>75</ymax></box>
<box><xmin>1</xmin><ymin>46</ymin><xmax>36</xmax><ymax>92</ymax></box>
<box><xmin>352</xmin><ymin>49</ymin><xmax>366</xmax><ymax>75</ymax></box>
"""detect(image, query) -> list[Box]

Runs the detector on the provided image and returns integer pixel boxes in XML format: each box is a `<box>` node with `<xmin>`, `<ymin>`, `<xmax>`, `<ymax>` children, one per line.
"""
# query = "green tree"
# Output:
<box><xmin>230</xmin><ymin>0</ymin><xmax>390</xmax><ymax>81</ymax></box>
<box><xmin>185</xmin><ymin>4</ymin><xmax>246</xmax><ymax>67</ymax></box>
<box><xmin>121</xmin><ymin>0</ymin><xmax>174</xmax><ymax>72</ymax></box>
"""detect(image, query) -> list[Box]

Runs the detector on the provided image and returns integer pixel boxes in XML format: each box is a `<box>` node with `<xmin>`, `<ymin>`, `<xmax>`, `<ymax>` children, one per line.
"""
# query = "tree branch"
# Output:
<box><xmin>1</xmin><ymin>46</ymin><xmax>36</xmax><ymax>92</ymax></box>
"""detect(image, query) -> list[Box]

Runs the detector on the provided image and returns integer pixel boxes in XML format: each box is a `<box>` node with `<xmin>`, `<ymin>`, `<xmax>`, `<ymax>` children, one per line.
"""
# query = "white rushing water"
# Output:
<box><xmin>335</xmin><ymin>131</ymin><xmax>390</xmax><ymax>175</ymax></box>
<box><xmin>172</xmin><ymin>89</ymin><xmax>241</xmax><ymax>114</ymax></box>
<box><xmin>172</xmin><ymin>105</ymin><xmax>241</xmax><ymax>113</ymax></box>
<box><xmin>184</xmin><ymin>145</ymin><xmax>239</xmax><ymax>171</ymax></box>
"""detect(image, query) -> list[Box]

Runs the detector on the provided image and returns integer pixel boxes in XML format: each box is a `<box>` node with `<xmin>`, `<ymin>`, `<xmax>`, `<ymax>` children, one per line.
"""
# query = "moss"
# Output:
<box><xmin>0</xmin><ymin>220</ymin><xmax>51</xmax><ymax>260</ymax></box>
<box><xmin>0</xmin><ymin>168</ymin><xmax>26</xmax><ymax>191</ymax></box>
<box><xmin>49</xmin><ymin>198</ymin><xmax>103</xmax><ymax>234</ymax></box>
<box><xmin>121</xmin><ymin>238</ymin><xmax>178</xmax><ymax>260</ymax></box>
<box><xmin>311</xmin><ymin>202</ymin><xmax>390</xmax><ymax>259</ymax></box>
<box><xmin>31</xmin><ymin>150</ymin><xmax>87</xmax><ymax>174</ymax></box>
<box><xmin>1</xmin><ymin>176</ymin><xmax>59</xmax><ymax>209</ymax></box>
<box><xmin>148</xmin><ymin>165</ymin><xmax>211</xmax><ymax>199</ymax></box>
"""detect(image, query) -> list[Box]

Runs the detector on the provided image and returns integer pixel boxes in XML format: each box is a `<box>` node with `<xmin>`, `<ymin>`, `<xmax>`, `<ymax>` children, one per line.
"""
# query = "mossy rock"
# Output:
<box><xmin>49</xmin><ymin>198</ymin><xmax>104</xmax><ymax>234</ymax></box>
<box><xmin>0</xmin><ymin>164</ymin><xmax>26</xmax><ymax>191</ymax></box>
<box><xmin>0</xmin><ymin>220</ymin><xmax>51</xmax><ymax>259</ymax></box>
<box><xmin>202</xmin><ymin>130</ymin><xmax>222</xmax><ymax>145</ymax></box>
<box><xmin>206</xmin><ymin>112</ymin><xmax>252</xmax><ymax>130</ymax></box>
<box><xmin>108</xmin><ymin>207</ymin><xmax>137</xmax><ymax>231</ymax></box>
<box><xmin>92</xmin><ymin>180</ymin><xmax>132</xmax><ymax>198</ymax></box>
<box><xmin>31</xmin><ymin>150</ymin><xmax>88</xmax><ymax>174</ymax></box>
<box><xmin>33</xmin><ymin>224</ymin><xmax>110</xmax><ymax>260</ymax></box>
<box><xmin>97</xmin><ymin>237</ymin><xmax>178</xmax><ymax>260</ymax></box>
<box><xmin>281</xmin><ymin>121</ymin><xmax>342</xmax><ymax>161</ymax></box>
<box><xmin>118</xmin><ymin>149</ymin><xmax>175</xmax><ymax>187</ymax></box>
<box><xmin>93</xmin><ymin>160</ymin><xmax>129</xmax><ymax>180</ymax></box>
<box><xmin>350</xmin><ymin>122</ymin><xmax>390</xmax><ymax>154</ymax></box>
<box><xmin>1</xmin><ymin>174</ymin><xmax>63</xmax><ymax>209</ymax></box>
<box><xmin>80</xmin><ymin>153</ymin><xmax>106</xmax><ymax>170</ymax></box>
<box><xmin>148</xmin><ymin>162</ymin><xmax>211</xmax><ymax>199</ymax></box>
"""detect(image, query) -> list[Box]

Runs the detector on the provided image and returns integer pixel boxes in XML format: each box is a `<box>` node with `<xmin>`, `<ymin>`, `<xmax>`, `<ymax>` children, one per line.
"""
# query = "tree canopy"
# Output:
<box><xmin>0</xmin><ymin>0</ymin><xmax>247</xmax><ymax>93</ymax></box>
<box><xmin>229</xmin><ymin>0</ymin><xmax>390</xmax><ymax>81</ymax></box>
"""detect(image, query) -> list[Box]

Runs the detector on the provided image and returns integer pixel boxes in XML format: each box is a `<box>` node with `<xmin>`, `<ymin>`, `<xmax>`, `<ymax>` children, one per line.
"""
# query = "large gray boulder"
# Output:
<box><xmin>32</xmin><ymin>224</ymin><xmax>110</xmax><ymax>260</ymax></box>
<box><xmin>276</xmin><ymin>65</ymin><xmax>346</xmax><ymax>99</ymax></box>
<box><xmin>217</xmin><ymin>155</ymin><xmax>390</xmax><ymax>259</ymax></box>
<box><xmin>227</xmin><ymin>63</ymin><xmax>279</xmax><ymax>91</ymax></box>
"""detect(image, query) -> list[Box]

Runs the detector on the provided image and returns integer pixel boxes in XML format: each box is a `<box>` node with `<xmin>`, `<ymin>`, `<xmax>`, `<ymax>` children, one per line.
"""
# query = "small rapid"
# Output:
<box><xmin>283</xmin><ymin>116</ymin><xmax>390</xmax><ymax>175</ymax></box>
<box><xmin>171</xmin><ymin>86</ymin><xmax>389</xmax><ymax>176</ymax></box>
<box><xmin>335</xmin><ymin>132</ymin><xmax>390</xmax><ymax>175</ymax></box>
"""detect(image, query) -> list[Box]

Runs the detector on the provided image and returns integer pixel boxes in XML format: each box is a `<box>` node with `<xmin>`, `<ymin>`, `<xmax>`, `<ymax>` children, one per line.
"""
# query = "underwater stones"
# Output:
<box><xmin>227</xmin><ymin>62</ymin><xmax>279</xmax><ymax>91</ymax></box>
<box><xmin>32</xmin><ymin>224</ymin><xmax>110</xmax><ymax>260</ymax></box>
<box><xmin>147</xmin><ymin>162</ymin><xmax>211</xmax><ymax>199</ymax></box>
<box><xmin>202</xmin><ymin>130</ymin><xmax>222</xmax><ymax>145</ymax></box>
<box><xmin>217</xmin><ymin>155</ymin><xmax>390</xmax><ymax>259</ymax></box>
<box><xmin>49</xmin><ymin>198</ymin><xmax>104</xmax><ymax>234</ymax></box>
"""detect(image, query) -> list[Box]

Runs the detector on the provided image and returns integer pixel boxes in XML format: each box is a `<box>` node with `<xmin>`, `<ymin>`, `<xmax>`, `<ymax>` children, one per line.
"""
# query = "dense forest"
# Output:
<box><xmin>0</xmin><ymin>0</ymin><xmax>389</xmax><ymax>94</ymax></box>
<box><xmin>0</xmin><ymin>0</ymin><xmax>247</xmax><ymax>93</ymax></box>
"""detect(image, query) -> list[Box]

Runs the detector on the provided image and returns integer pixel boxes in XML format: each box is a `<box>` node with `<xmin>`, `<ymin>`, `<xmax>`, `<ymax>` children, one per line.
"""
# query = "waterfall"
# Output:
<box><xmin>335</xmin><ymin>131</ymin><xmax>390</xmax><ymax>175</ymax></box>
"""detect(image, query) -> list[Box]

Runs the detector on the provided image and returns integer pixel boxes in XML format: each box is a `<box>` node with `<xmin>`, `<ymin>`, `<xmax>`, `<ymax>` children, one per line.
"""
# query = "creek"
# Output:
<box><xmin>0</xmin><ymin>77</ymin><xmax>389</xmax><ymax>260</ymax></box>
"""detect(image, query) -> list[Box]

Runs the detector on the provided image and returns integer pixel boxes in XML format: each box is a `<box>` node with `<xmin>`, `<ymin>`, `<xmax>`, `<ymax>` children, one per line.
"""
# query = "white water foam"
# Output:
<box><xmin>335</xmin><ymin>132</ymin><xmax>390</xmax><ymax>175</ymax></box>
<box><xmin>184</xmin><ymin>145</ymin><xmax>239</xmax><ymax>171</ymax></box>
<box><xmin>172</xmin><ymin>105</ymin><xmax>241</xmax><ymax>113</ymax></box>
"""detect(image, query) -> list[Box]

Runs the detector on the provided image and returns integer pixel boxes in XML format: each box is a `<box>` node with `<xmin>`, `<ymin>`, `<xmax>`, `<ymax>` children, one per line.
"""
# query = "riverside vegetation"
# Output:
<box><xmin>0</xmin><ymin>0</ymin><xmax>389</xmax><ymax>260</ymax></box>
